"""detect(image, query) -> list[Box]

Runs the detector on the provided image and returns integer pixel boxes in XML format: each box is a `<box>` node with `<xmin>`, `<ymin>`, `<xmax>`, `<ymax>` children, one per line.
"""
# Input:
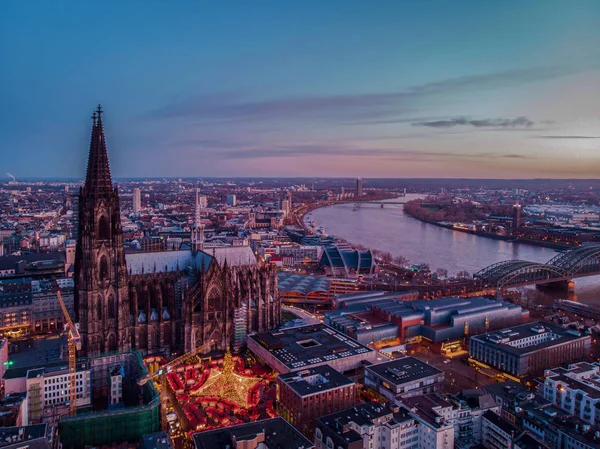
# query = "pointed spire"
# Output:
<box><xmin>84</xmin><ymin>104</ymin><xmax>112</xmax><ymax>196</ymax></box>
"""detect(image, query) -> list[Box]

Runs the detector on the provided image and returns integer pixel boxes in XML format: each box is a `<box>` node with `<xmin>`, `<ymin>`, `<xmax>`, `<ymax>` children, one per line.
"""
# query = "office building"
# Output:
<box><xmin>365</xmin><ymin>357</ymin><xmax>445</xmax><ymax>400</ymax></box>
<box><xmin>0</xmin><ymin>278</ymin><xmax>32</xmax><ymax>335</ymax></box>
<box><xmin>193</xmin><ymin>417</ymin><xmax>314</xmax><ymax>449</ymax></box>
<box><xmin>444</xmin><ymin>390</ymin><xmax>499</xmax><ymax>448</ymax></box>
<box><xmin>469</xmin><ymin>322</ymin><xmax>591</xmax><ymax>377</ymax></box>
<box><xmin>512</xmin><ymin>204</ymin><xmax>522</xmax><ymax>235</ymax></box>
<box><xmin>319</xmin><ymin>245</ymin><xmax>375</xmax><ymax>277</ymax></box>
<box><xmin>485</xmin><ymin>380</ymin><xmax>600</xmax><ymax>449</ymax></box>
<box><xmin>31</xmin><ymin>278</ymin><xmax>75</xmax><ymax>332</ymax></box>
<box><xmin>542</xmin><ymin>362</ymin><xmax>600</xmax><ymax>425</ymax></box>
<box><xmin>280</xmin><ymin>199</ymin><xmax>290</xmax><ymax>216</ymax></box>
<box><xmin>247</xmin><ymin>323</ymin><xmax>379</xmax><ymax>375</ymax></box>
<box><xmin>3</xmin><ymin>359</ymin><xmax>91</xmax><ymax>424</ymax></box>
<box><xmin>481</xmin><ymin>410</ymin><xmax>544</xmax><ymax>449</ymax></box>
<box><xmin>226</xmin><ymin>194</ymin><xmax>237</xmax><ymax>206</ymax></box>
<box><xmin>356</xmin><ymin>177</ymin><xmax>363</xmax><ymax>198</ymax></box>
<box><xmin>133</xmin><ymin>188</ymin><xmax>142</xmax><ymax>213</ymax></box>
<box><xmin>316</xmin><ymin>400</ymin><xmax>454</xmax><ymax>449</ymax></box>
<box><xmin>277</xmin><ymin>365</ymin><xmax>356</xmax><ymax>435</ymax></box>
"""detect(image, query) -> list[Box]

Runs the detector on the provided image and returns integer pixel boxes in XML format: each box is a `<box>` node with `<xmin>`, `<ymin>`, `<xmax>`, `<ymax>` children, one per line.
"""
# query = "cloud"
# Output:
<box><xmin>501</xmin><ymin>154</ymin><xmax>531</xmax><ymax>159</ymax></box>
<box><xmin>413</xmin><ymin>116</ymin><xmax>535</xmax><ymax>128</ymax></box>
<box><xmin>217</xmin><ymin>142</ymin><xmax>536</xmax><ymax>162</ymax></box>
<box><xmin>146</xmin><ymin>64</ymin><xmax>580</xmax><ymax>126</ymax></box>
<box><xmin>534</xmin><ymin>135</ymin><xmax>600</xmax><ymax>139</ymax></box>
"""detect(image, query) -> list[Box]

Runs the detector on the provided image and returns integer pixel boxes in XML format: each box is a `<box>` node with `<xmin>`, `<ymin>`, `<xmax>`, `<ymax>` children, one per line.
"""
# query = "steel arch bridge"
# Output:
<box><xmin>473</xmin><ymin>244</ymin><xmax>600</xmax><ymax>288</ymax></box>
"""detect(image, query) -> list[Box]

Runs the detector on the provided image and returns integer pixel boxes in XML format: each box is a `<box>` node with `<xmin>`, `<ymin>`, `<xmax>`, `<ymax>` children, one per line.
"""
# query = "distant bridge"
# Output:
<box><xmin>473</xmin><ymin>244</ymin><xmax>600</xmax><ymax>289</ymax></box>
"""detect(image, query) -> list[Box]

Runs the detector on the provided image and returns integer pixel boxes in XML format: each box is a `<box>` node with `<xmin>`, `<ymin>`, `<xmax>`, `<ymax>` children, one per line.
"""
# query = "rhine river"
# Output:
<box><xmin>305</xmin><ymin>194</ymin><xmax>600</xmax><ymax>307</ymax></box>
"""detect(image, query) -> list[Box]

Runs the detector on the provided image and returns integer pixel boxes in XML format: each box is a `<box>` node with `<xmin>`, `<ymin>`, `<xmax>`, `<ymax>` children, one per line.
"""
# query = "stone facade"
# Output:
<box><xmin>75</xmin><ymin>106</ymin><xmax>280</xmax><ymax>357</ymax></box>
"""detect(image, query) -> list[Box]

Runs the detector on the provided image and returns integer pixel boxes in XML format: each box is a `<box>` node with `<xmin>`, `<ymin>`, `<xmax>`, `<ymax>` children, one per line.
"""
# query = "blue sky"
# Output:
<box><xmin>1</xmin><ymin>0</ymin><xmax>599</xmax><ymax>178</ymax></box>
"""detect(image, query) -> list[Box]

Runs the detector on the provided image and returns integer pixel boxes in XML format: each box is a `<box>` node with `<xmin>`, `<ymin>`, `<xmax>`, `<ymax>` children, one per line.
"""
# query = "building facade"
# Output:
<box><xmin>316</xmin><ymin>400</ymin><xmax>454</xmax><ymax>449</ymax></box>
<box><xmin>277</xmin><ymin>365</ymin><xmax>356</xmax><ymax>436</ymax></box>
<box><xmin>365</xmin><ymin>357</ymin><xmax>445</xmax><ymax>401</ymax></box>
<box><xmin>469</xmin><ymin>323</ymin><xmax>591</xmax><ymax>377</ymax></box>
<box><xmin>74</xmin><ymin>106</ymin><xmax>280</xmax><ymax>356</ymax></box>
<box><xmin>542</xmin><ymin>362</ymin><xmax>600</xmax><ymax>426</ymax></box>
<box><xmin>132</xmin><ymin>188</ymin><xmax>141</xmax><ymax>213</ymax></box>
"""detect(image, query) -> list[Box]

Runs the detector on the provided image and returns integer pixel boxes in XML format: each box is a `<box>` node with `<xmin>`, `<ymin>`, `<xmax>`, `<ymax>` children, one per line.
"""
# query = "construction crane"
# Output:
<box><xmin>56</xmin><ymin>289</ymin><xmax>81</xmax><ymax>417</ymax></box>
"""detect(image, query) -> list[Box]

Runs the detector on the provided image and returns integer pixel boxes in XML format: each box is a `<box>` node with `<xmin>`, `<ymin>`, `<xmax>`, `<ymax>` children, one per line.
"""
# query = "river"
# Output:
<box><xmin>305</xmin><ymin>194</ymin><xmax>600</xmax><ymax>307</ymax></box>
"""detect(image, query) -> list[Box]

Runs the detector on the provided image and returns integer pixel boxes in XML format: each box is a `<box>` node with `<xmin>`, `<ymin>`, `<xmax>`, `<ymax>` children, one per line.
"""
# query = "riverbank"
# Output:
<box><xmin>403</xmin><ymin>212</ymin><xmax>572</xmax><ymax>251</ymax></box>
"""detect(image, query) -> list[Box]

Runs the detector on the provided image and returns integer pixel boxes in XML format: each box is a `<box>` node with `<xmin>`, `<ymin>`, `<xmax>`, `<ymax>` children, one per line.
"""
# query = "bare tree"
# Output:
<box><xmin>380</xmin><ymin>252</ymin><xmax>393</xmax><ymax>264</ymax></box>
<box><xmin>393</xmin><ymin>255</ymin><xmax>409</xmax><ymax>267</ymax></box>
<box><xmin>435</xmin><ymin>268</ymin><xmax>448</xmax><ymax>279</ymax></box>
<box><xmin>456</xmin><ymin>270</ymin><xmax>471</xmax><ymax>279</ymax></box>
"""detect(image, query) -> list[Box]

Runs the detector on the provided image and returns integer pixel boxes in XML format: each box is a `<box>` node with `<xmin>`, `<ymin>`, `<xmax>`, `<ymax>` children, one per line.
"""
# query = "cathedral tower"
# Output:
<box><xmin>74</xmin><ymin>106</ymin><xmax>130</xmax><ymax>356</ymax></box>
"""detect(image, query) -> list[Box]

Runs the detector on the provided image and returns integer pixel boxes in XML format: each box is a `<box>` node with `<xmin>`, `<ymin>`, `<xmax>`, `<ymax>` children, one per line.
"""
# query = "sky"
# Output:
<box><xmin>1</xmin><ymin>0</ymin><xmax>600</xmax><ymax>179</ymax></box>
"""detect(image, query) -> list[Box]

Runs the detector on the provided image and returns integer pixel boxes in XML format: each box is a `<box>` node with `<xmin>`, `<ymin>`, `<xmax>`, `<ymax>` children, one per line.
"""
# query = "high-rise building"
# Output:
<box><xmin>226</xmin><ymin>194</ymin><xmax>237</xmax><ymax>206</ymax></box>
<box><xmin>132</xmin><ymin>188</ymin><xmax>141</xmax><ymax>213</ymax></box>
<box><xmin>512</xmin><ymin>204</ymin><xmax>521</xmax><ymax>235</ymax></box>
<box><xmin>356</xmin><ymin>177</ymin><xmax>363</xmax><ymax>197</ymax></box>
<box><xmin>191</xmin><ymin>186</ymin><xmax>204</xmax><ymax>253</ymax></box>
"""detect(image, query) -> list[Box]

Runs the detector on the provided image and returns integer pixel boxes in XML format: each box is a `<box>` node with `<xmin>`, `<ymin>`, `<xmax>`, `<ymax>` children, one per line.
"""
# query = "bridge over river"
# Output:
<box><xmin>474</xmin><ymin>244</ymin><xmax>600</xmax><ymax>290</ymax></box>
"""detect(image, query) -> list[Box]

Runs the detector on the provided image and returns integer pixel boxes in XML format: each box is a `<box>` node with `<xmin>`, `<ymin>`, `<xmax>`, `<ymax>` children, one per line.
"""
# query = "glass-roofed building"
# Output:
<box><xmin>320</xmin><ymin>245</ymin><xmax>375</xmax><ymax>277</ymax></box>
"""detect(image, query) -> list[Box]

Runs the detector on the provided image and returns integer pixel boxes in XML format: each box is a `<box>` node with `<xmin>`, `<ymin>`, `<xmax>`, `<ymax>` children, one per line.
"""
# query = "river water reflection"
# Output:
<box><xmin>305</xmin><ymin>195</ymin><xmax>599</xmax><ymax>307</ymax></box>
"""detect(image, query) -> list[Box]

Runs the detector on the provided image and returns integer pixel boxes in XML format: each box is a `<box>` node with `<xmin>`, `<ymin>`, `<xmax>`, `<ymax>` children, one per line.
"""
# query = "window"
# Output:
<box><xmin>98</xmin><ymin>215</ymin><xmax>110</xmax><ymax>240</ymax></box>
<box><xmin>99</xmin><ymin>256</ymin><xmax>109</xmax><ymax>281</ymax></box>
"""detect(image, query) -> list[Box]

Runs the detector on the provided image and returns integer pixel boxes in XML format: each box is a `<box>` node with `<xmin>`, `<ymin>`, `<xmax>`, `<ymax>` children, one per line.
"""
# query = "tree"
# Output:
<box><xmin>456</xmin><ymin>270</ymin><xmax>471</xmax><ymax>279</ymax></box>
<box><xmin>380</xmin><ymin>252</ymin><xmax>393</xmax><ymax>264</ymax></box>
<box><xmin>393</xmin><ymin>255</ymin><xmax>409</xmax><ymax>267</ymax></box>
<box><xmin>435</xmin><ymin>268</ymin><xmax>448</xmax><ymax>279</ymax></box>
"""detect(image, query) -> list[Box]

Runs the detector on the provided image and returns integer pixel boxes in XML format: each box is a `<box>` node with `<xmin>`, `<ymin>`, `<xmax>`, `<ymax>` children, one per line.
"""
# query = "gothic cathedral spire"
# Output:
<box><xmin>75</xmin><ymin>106</ymin><xmax>130</xmax><ymax>356</ymax></box>
<box><xmin>85</xmin><ymin>105</ymin><xmax>113</xmax><ymax>196</ymax></box>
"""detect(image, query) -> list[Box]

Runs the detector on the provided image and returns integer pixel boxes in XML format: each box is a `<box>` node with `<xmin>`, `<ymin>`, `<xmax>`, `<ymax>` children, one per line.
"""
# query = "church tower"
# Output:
<box><xmin>74</xmin><ymin>106</ymin><xmax>130</xmax><ymax>356</ymax></box>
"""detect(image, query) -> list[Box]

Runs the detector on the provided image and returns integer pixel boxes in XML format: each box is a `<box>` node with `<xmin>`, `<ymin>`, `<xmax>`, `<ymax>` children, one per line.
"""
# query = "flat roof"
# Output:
<box><xmin>140</xmin><ymin>432</ymin><xmax>173</xmax><ymax>449</ymax></box>
<box><xmin>471</xmin><ymin>321</ymin><xmax>589</xmax><ymax>355</ymax></box>
<box><xmin>251</xmin><ymin>323</ymin><xmax>374</xmax><ymax>371</ymax></box>
<box><xmin>192</xmin><ymin>417</ymin><xmax>314</xmax><ymax>449</ymax></box>
<box><xmin>366</xmin><ymin>356</ymin><xmax>443</xmax><ymax>386</ymax></box>
<box><xmin>278</xmin><ymin>365</ymin><xmax>354</xmax><ymax>397</ymax></box>
<box><xmin>0</xmin><ymin>423</ymin><xmax>47</xmax><ymax>448</ymax></box>
<box><xmin>318</xmin><ymin>402</ymin><xmax>412</xmax><ymax>445</ymax></box>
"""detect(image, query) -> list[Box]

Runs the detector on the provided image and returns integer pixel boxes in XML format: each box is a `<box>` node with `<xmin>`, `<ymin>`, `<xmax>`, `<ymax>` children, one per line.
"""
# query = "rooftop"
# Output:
<box><xmin>278</xmin><ymin>365</ymin><xmax>354</xmax><ymax>397</ymax></box>
<box><xmin>278</xmin><ymin>273</ymin><xmax>331</xmax><ymax>296</ymax></box>
<box><xmin>0</xmin><ymin>423</ymin><xmax>48</xmax><ymax>449</ymax></box>
<box><xmin>318</xmin><ymin>402</ymin><xmax>413</xmax><ymax>445</ymax></box>
<box><xmin>251</xmin><ymin>323</ymin><xmax>374</xmax><ymax>371</ymax></box>
<box><xmin>366</xmin><ymin>356</ymin><xmax>444</xmax><ymax>386</ymax></box>
<box><xmin>471</xmin><ymin>321</ymin><xmax>588</xmax><ymax>355</ymax></box>
<box><xmin>140</xmin><ymin>432</ymin><xmax>173</xmax><ymax>449</ymax></box>
<box><xmin>192</xmin><ymin>417</ymin><xmax>314</xmax><ymax>449</ymax></box>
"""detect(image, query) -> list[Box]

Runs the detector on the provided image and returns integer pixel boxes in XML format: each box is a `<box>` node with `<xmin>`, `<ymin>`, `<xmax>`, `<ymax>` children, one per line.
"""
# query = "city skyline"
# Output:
<box><xmin>2</xmin><ymin>0</ymin><xmax>600</xmax><ymax>179</ymax></box>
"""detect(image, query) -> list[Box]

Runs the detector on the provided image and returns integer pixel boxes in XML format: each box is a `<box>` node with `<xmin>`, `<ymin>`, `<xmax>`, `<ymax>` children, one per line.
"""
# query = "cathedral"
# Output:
<box><xmin>74</xmin><ymin>106</ymin><xmax>281</xmax><ymax>357</ymax></box>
